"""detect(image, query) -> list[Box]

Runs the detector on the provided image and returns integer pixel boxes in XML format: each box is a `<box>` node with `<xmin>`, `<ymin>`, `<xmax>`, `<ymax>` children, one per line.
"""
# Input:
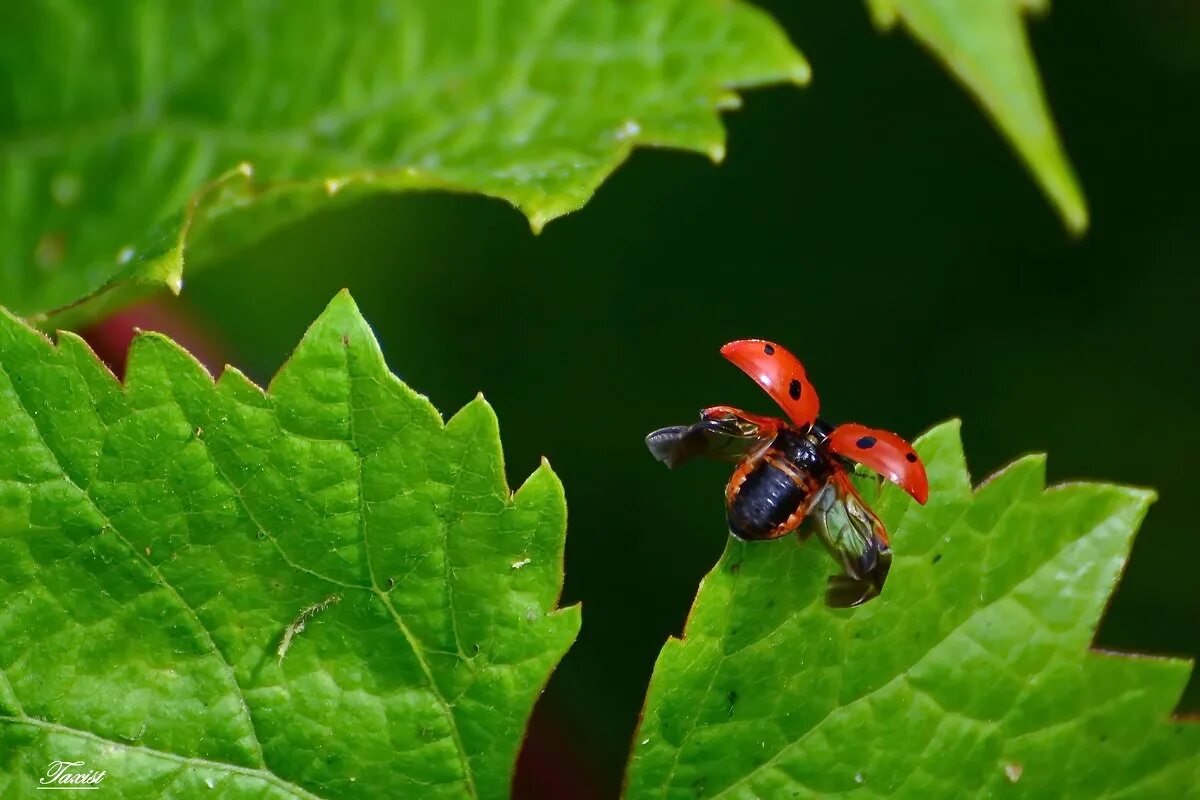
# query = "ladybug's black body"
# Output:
<box><xmin>726</xmin><ymin>459</ymin><xmax>809</xmax><ymax>540</ymax></box>
<box><xmin>644</xmin><ymin>338</ymin><xmax>931</xmax><ymax>608</ymax></box>
<box><xmin>726</xmin><ymin>429</ymin><xmax>831</xmax><ymax>541</ymax></box>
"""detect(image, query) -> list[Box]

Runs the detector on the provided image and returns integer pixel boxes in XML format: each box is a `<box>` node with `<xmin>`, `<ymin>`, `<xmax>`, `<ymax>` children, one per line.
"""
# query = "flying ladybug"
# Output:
<box><xmin>645</xmin><ymin>339</ymin><xmax>928</xmax><ymax>608</ymax></box>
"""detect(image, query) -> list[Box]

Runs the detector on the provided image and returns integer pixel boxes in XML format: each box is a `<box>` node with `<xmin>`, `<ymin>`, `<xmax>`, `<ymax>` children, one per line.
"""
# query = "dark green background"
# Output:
<box><xmin>174</xmin><ymin>2</ymin><xmax>1199</xmax><ymax>795</ymax></box>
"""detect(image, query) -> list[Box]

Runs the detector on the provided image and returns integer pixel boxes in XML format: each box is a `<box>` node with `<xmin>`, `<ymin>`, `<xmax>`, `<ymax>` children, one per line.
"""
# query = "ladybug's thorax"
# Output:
<box><xmin>808</xmin><ymin>417</ymin><xmax>835</xmax><ymax>444</ymax></box>
<box><xmin>770</xmin><ymin>428</ymin><xmax>829</xmax><ymax>477</ymax></box>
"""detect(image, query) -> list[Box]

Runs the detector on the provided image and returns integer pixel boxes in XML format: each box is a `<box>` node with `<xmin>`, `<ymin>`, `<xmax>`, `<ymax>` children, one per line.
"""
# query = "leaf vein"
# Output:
<box><xmin>168</xmin><ymin>388</ymin><xmax>371</xmax><ymax>593</ymax></box>
<box><xmin>0</xmin><ymin>715</ymin><xmax>324</xmax><ymax>800</ymax></box>
<box><xmin>706</xmin><ymin>498</ymin><xmax>1108</xmax><ymax>799</ymax></box>
<box><xmin>0</xmin><ymin>357</ymin><xmax>270</xmax><ymax>772</ymax></box>
<box><xmin>342</xmin><ymin>338</ymin><xmax>478</xmax><ymax>798</ymax></box>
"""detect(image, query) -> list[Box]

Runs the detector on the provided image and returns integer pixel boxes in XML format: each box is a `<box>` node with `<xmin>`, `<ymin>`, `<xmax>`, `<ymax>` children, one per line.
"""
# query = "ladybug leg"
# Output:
<box><xmin>773</xmin><ymin>504</ymin><xmax>809</xmax><ymax>542</ymax></box>
<box><xmin>795</xmin><ymin>515</ymin><xmax>819</xmax><ymax>544</ymax></box>
<box><xmin>790</xmin><ymin>486</ymin><xmax>831</xmax><ymax>544</ymax></box>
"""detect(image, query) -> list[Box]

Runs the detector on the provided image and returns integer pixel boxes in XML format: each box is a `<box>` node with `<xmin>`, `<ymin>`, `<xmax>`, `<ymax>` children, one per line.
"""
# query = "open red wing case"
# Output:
<box><xmin>719</xmin><ymin>339</ymin><xmax>820</xmax><ymax>430</ymax></box>
<box><xmin>826</xmin><ymin>422</ymin><xmax>929</xmax><ymax>504</ymax></box>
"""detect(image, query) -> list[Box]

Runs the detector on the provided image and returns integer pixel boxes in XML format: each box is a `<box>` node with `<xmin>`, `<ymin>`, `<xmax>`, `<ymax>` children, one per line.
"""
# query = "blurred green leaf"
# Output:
<box><xmin>0</xmin><ymin>292</ymin><xmax>580</xmax><ymax>798</ymax></box>
<box><xmin>867</xmin><ymin>0</ymin><xmax>1088</xmax><ymax>233</ymax></box>
<box><xmin>626</xmin><ymin>421</ymin><xmax>1197</xmax><ymax>798</ymax></box>
<box><xmin>0</xmin><ymin>0</ymin><xmax>806</xmax><ymax>325</ymax></box>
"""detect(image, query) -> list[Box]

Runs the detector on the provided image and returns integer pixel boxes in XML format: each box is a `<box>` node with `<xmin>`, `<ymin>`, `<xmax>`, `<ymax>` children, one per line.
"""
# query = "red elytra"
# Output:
<box><xmin>827</xmin><ymin>423</ymin><xmax>929</xmax><ymax>505</ymax></box>
<box><xmin>719</xmin><ymin>339</ymin><xmax>819</xmax><ymax>430</ymax></box>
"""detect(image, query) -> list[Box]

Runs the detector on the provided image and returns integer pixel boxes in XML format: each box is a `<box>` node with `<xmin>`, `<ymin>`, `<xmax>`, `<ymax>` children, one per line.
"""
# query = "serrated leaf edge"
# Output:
<box><xmin>1</xmin><ymin>290</ymin><xmax>581</xmax><ymax>797</ymax></box>
<box><xmin>624</xmin><ymin>419</ymin><xmax>1196</xmax><ymax>797</ymax></box>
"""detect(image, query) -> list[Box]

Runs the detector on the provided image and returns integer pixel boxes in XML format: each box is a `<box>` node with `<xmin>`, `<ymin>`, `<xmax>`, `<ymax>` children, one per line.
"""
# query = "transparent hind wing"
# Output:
<box><xmin>807</xmin><ymin>466</ymin><xmax>893</xmax><ymax>607</ymax></box>
<box><xmin>645</xmin><ymin>407</ymin><xmax>783</xmax><ymax>469</ymax></box>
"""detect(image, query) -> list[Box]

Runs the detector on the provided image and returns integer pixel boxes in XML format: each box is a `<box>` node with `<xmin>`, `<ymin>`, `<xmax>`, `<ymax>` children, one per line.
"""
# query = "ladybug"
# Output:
<box><xmin>645</xmin><ymin>339</ymin><xmax>928</xmax><ymax>607</ymax></box>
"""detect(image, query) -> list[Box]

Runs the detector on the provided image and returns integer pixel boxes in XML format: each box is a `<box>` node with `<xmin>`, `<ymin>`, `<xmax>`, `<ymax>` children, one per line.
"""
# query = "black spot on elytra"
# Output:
<box><xmin>788</xmin><ymin>379</ymin><xmax>802</xmax><ymax>400</ymax></box>
<box><xmin>932</xmin><ymin>553</ymin><xmax>943</xmax><ymax>564</ymax></box>
<box><xmin>763</xmin><ymin>344</ymin><xmax>775</xmax><ymax>355</ymax></box>
<box><xmin>905</xmin><ymin>452</ymin><xmax>918</xmax><ymax>463</ymax></box>
<box><xmin>856</xmin><ymin>436</ymin><xmax>877</xmax><ymax>449</ymax></box>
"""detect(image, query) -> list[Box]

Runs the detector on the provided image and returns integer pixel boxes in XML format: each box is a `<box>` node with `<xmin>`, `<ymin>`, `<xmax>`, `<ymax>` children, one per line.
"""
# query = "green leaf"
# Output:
<box><xmin>0</xmin><ymin>0</ymin><xmax>807</xmax><ymax>324</ymax></box>
<box><xmin>626</xmin><ymin>421</ymin><xmax>1198</xmax><ymax>798</ymax></box>
<box><xmin>0</xmin><ymin>291</ymin><xmax>580</xmax><ymax>798</ymax></box>
<box><xmin>867</xmin><ymin>0</ymin><xmax>1088</xmax><ymax>233</ymax></box>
